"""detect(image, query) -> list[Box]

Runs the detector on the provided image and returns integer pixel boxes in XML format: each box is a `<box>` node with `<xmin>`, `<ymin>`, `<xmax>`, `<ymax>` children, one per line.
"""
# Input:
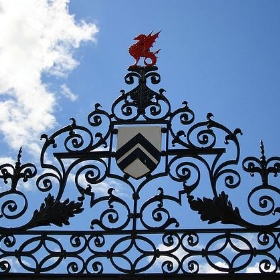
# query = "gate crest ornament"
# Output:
<box><xmin>116</xmin><ymin>126</ymin><xmax>162</xmax><ymax>179</ymax></box>
<box><xmin>1</xmin><ymin>33</ymin><xmax>280</xmax><ymax>276</ymax></box>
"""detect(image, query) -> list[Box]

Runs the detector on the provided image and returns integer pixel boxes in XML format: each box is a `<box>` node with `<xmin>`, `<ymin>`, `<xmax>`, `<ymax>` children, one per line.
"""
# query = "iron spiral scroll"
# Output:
<box><xmin>0</xmin><ymin>66</ymin><xmax>280</xmax><ymax>275</ymax></box>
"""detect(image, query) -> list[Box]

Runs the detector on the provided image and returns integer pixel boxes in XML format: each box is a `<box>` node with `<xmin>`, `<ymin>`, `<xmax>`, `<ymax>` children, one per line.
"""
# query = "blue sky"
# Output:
<box><xmin>0</xmin><ymin>0</ymin><xmax>280</xmax><ymax>274</ymax></box>
<box><xmin>60</xmin><ymin>0</ymin><xmax>280</xmax><ymax>160</ymax></box>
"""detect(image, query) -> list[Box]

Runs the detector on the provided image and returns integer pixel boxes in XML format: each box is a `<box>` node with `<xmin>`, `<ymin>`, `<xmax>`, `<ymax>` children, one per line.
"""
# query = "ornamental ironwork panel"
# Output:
<box><xmin>1</xmin><ymin>33</ymin><xmax>280</xmax><ymax>276</ymax></box>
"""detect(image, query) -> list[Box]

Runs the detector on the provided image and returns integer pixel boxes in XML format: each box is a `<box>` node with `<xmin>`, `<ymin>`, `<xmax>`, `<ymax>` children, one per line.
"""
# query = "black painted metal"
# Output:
<box><xmin>0</xmin><ymin>66</ymin><xmax>280</xmax><ymax>276</ymax></box>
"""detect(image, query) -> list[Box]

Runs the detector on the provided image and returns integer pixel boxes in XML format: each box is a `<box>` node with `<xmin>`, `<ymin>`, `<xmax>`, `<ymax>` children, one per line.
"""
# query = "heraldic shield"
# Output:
<box><xmin>116</xmin><ymin>126</ymin><xmax>162</xmax><ymax>179</ymax></box>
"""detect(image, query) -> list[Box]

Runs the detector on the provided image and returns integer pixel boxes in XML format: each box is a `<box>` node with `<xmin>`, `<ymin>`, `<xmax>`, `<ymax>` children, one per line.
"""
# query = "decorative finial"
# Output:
<box><xmin>16</xmin><ymin>147</ymin><xmax>22</xmax><ymax>169</ymax></box>
<box><xmin>128</xmin><ymin>31</ymin><xmax>161</xmax><ymax>67</ymax></box>
<box><xmin>260</xmin><ymin>140</ymin><xmax>266</xmax><ymax>162</ymax></box>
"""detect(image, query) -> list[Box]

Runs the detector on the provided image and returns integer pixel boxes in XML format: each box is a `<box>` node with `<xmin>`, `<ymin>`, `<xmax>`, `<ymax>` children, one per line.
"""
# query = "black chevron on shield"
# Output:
<box><xmin>116</xmin><ymin>133</ymin><xmax>161</xmax><ymax>171</ymax></box>
<box><xmin>117</xmin><ymin>147</ymin><xmax>158</xmax><ymax>171</ymax></box>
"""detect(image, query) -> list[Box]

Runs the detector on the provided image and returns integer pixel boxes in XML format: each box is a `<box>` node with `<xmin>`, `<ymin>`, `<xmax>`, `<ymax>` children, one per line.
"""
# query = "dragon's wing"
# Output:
<box><xmin>144</xmin><ymin>31</ymin><xmax>161</xmax><ymax>49</ymax></box>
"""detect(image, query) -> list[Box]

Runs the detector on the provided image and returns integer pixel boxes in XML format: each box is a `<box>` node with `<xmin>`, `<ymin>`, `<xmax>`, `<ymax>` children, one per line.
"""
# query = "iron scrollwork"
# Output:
<box><xmin>0</xmin><ymin>65</ymin><xmax>280</xmax><ymax>275</ymax></box>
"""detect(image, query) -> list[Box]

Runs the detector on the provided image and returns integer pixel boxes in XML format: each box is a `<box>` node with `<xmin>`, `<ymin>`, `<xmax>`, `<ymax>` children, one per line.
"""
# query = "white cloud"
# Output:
<box><xmin>246</xmin><ymin>262</ymin><xmax>278</xmax><ymax>273</ymax></box>
<box><xmin>199</xmin><ymin>261</ymin><xmax>227</xmax><ymax>273</ymax></box>
<box><xmin>0</xmin><ymin>156</ymin><xmax>14</xmax><ymax>165</ymax></box>
<box><xmin>245</xmin><ymin>262</ymin><xmax>260</xmax><ymax>273</ymax></box>
<box><xmin>0</xmin><ymin>0</ymin><xmax>98</xmax><ymax>156</ymax></box>
<box><xmin>68</xmin><ymin>171</ymin><xmax>128</xmax><ymax>197</ymax></box>
<box><xmin>60</xmin><ymin>84</ymin><xmax>77</xmax><ymax>101</ymax></box>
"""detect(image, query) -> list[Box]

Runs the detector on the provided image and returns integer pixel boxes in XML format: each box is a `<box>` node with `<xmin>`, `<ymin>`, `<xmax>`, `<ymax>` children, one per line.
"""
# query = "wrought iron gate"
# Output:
<box><xmin>1</xmin><ymin>35</ymin><xmax>280</xmax><ymax>277</ymax></box>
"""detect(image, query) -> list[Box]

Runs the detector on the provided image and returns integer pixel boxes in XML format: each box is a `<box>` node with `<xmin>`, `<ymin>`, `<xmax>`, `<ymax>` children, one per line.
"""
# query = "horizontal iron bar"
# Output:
<box><xmin>2</xmin><ymin>227</ymin><xmax>279</xmax><ymax>236</ymax></box>
<box><xmin>2</xmin><ymin>272</ymin><xmax>280</xmax><ymax>279</ymax></box>
<box><xmin>163</xmin><ymin>148</ymin><xmax>225</xmax><ymax>156</ymax></box>
<box><xmin>112</xmin><ymin>120</ymin><xmax>170</xmax><ymax>125</ymax></box>
<box><xmin>54</xmin><ymin>151</ymin><xmax>113</xmax><ymax>159</ymax></box>
<box><xmin>54</xmin><ymin>148</ymin><xmax>225</xmax><ymax>159</ymax></box>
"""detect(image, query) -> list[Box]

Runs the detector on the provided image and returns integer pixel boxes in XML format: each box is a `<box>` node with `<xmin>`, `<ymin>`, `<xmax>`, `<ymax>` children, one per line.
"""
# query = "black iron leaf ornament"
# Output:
<box><xmin>188</xmin><ymin>191</ymin><xmax>248</xmax><ymax>227</ymax></box>
<box><xmin>28</xmin><ymin>194</ymin><xmax>84</xmax><ymax>228</ymax></box>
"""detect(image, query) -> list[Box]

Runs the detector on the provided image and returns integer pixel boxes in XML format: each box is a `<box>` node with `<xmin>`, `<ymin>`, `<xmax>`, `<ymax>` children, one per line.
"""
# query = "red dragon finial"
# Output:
<box><xmin>129</xmin><ymin>31</ymin><xmax>161</xmax><ymax>67</ymax></box>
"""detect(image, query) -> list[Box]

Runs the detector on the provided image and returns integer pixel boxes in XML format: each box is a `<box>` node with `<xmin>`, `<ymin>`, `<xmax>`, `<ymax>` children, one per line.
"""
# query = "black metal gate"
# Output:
<box><xmin>1</xmin><ymin>41</ymin><xmax>280</xmax><ymax>278</ymax></box>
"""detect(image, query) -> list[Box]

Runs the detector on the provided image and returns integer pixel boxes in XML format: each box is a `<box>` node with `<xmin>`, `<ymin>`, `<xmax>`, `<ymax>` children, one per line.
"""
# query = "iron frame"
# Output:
<box><xmin>0</xmin><ymin>66</ymin><xmax>280</xmax><ymax>276</ymax></box>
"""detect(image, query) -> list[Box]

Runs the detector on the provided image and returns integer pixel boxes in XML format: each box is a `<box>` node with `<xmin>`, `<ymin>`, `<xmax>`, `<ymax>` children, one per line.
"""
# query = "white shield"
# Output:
<box><xmin>116</xmin><ymin>126</ymin><xmax>162</xmax><ymax>179</ymax></box>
